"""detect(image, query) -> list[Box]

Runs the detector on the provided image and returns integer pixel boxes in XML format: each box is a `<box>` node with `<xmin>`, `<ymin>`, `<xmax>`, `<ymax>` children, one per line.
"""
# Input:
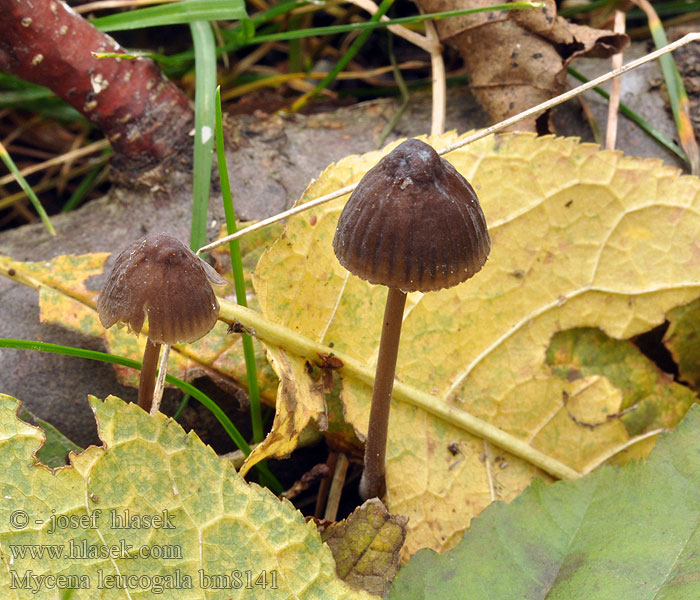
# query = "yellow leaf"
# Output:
<box><xmin>243</xmin><ymin>348</ymin><xmax>328</xmax><ymax>471</ymax></box>
<box><xmin>248</xmin><ymin>131</ymin><xmax>700</xmax><ymax>557</ymax></box>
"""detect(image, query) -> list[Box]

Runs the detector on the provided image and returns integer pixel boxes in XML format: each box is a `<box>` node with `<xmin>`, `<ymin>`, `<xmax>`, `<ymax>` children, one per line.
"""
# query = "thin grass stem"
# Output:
<box><xmin>0</xmin><ymin>140</ymin><xmax>55</xmax><ymax>235</ymax></box>
<box><xmin>377</xmin><ymin>34</ymin><xmax>409</xmax><ymax>147</ymax></box>
<box><xmin>172</xmin><ymin>393</ymin><xmax>191</xmax><ymax>421</ymax></box>
<box><xmin>246</xmin><ymin>3</ymin><xmax>545</xmax><ymax>45</ymax></box>
<box><xmin>213</xmin><ymin>87</ymin><xmax>264</xmax><ymax>444</ymax></box>
<box><xmin>61</xmin><ymin>160</ymin><xmax>108</xmax><ymax>213</ymax></box>
<box><xmin>631</xmin><ymin>0</ymin><xmax>699</xmax><ymax>173</ymax></box>
<box><xmin>568</xmin><ymin>67</ymin><xmax>687</xmax><ymax>161</ymax></box>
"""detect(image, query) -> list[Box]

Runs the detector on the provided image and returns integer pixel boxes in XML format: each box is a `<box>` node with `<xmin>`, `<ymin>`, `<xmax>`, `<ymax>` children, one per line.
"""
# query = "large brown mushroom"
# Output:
<box><xmin>97</xmin><ymin>232</ymin><xmax>225</xmax><ymax>413</ymax></box>
<box><xmin>333</xmin><ymin>138</ymin><xmax>491</xmax><ymax>500</ymax></box>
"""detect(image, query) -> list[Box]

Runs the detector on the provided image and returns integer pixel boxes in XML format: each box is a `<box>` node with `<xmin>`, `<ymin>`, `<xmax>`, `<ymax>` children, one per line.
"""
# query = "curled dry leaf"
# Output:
<box><xmin>322</xmin><ymin>498</ymin><xmax>408</xmax><ymax>597</ymax></box>
<box><xmin>414</xmin><ymin>0</ymin><xmax>629</xmax><ymax>130</ymax></box>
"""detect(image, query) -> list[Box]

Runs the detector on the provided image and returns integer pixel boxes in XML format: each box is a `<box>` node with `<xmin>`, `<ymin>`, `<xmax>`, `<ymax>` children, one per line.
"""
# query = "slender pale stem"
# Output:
<box><xmin>360</xmin><ymin>287</ymin><xmax>407</xmax><ymax>500</ymax></box>
<box><xmin>605</xmin><ymin>10</ymin><xmax>625</xmax><ymax>151</ymax></box>
<box><xmin>138</xmin><ymin>339</ymin><xmax>161</xmax><ymax>412</ymax></box>
<box><xmin>150</xmin><ymin>343</ymin><xmax>171</xmax><ymax>415</ymax></box>
<box><xmin>324</xmin><ymin>453</ymin><xmax>350</xmax><ymax>521</ymax></box>
<box><xmin>315</xmin><ymin>451</ymin><xmax>338</xmax><ymax>519</ymax></box>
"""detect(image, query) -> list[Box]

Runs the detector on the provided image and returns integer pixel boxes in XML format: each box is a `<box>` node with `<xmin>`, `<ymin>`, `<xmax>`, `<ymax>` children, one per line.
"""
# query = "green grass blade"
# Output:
<box><xmin>567</xmin><ymin>67</ymin><xmax>688</xmax><ymax>162</ymax></box>
<box><xmin>61</xmin><ymin>150</ymin><xmax>111</xmax><ymax>213</ymax></box>
<box><xmin>172</xmin><ymin>393</ymin><xmax>191</xmax><ymax>421</ymax></box>
<box><xmin>61</xmin><ymin>166</ymin><xmax>101</xmax><ymax>212</ymax></box>
<box><xmin>559</xmin><ymin>0</ymin><xmax>616</xmax><ymax>17</ymax></box>
<box><xmin>189</xmin><ymin>21</ymin><xmax>217</xmax><ymax>251</ymax></box>
<box><xmin>0</xmin><ymin>338</ymin><xmax>248</xmax><ymax>451</ymax></box>
<box><xmin>287</xmin><ymin>12</ymin><xmax>304</xmax><ymax>74</ymax></box>
<box><xmin>628</xmin><ymin>1</ymin><xmax>700</xmax><ymax>20</ymax></box>
<box><xmin>0</xmin><ymin>338</ymin><xmax>283</xmax><ymax>493</ymax></box>
<box><xmin>216</xmin><ymin>0</ymin><xmax>305</xmax><ymax>51</ymax></box>
<box><xmin>643</xmin><ymin>5</ymin><xmax>699</xmax><ymax>173</ymax></box>
<box><xmin>91</xmin><ymin>0</ymin><xmax>247</xmax><ymax>32</ymax></box>
<box><xmin>247</xmin><ymin>2</ymin><xmax>545</xmax><ymax>45</ymax></box>
<box><xmin>0</xmin><ymin>86</ymin><xmax>54</xmax><ymax>104</ymax></box>
<box><xmin>0</xmin><ymin>75</ymin><xmax>83</xmax><ymax>121</ymax></box>
<box><xmin>0</xmin><ymin>140</ymin><xmax>55</xmax><ymax>235</ymax></box>
<box><xmin>213</xmin><ymin>87</ymin><xmax>263</xmax><ymax>444</ymax></box>
<box><xmin>562</xmin><ymin>0</ymin><xmax>700</xmax><ymax>19</ymax></box>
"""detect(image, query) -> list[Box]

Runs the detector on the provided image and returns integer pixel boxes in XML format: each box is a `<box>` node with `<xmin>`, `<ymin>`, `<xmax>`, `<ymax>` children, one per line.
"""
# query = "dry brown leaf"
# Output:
<box><xmin>415</xmin><ymin>0</ymin><xmax>629</xmax><ymax>130</ymax></box>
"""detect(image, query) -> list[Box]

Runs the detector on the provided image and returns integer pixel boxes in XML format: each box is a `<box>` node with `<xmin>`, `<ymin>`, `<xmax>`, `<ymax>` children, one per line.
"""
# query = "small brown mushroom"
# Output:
<box><xmin>97</xmin><ymin>232</ymin><xmax>225</xmax><ymax>413</ymax></box>
<box><xmin>333</xmin><ymin>138</ymin><xmax>490</xmax><ymax>499</ymax></box>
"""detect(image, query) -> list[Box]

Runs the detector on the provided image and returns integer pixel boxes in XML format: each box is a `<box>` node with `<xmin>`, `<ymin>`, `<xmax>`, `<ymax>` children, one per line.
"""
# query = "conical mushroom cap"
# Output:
<box><xmin>97</xmin><ymin>233</ymin><xmax>225</xmax><ymax>344</ymax></box>
<box><xmin>332</xmin><ymin>139</ymin><xmax>491</xmax><ymax>292</ymax></box>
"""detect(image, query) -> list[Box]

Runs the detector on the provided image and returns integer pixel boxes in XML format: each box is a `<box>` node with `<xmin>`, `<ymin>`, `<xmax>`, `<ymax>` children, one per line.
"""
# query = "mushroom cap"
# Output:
<box><xmin>332</xmin><ymin>138</ymin><xmax>491</xmax><ymax>292</ymax></box>
<box><xmin>97</xmin><ymin>233</ymin><xmax>226</xmax><ymax>344</ymax></box>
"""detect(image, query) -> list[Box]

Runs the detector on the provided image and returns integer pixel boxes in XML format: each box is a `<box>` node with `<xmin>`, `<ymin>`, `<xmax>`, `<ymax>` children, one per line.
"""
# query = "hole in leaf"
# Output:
<box><xmin>632</xmin><ymin>322</ymin><xmax>679</xmax><ymax>379</ymax></box>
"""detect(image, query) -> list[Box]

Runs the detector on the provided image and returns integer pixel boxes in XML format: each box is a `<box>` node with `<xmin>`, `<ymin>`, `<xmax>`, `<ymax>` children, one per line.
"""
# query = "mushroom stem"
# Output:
<box><xmin>360</xmin><ymin>287</ymin><xmax>407</xmax><ymax>500</ymax></box>
<box><xmin>138</xmin><ymin>339</ymin><xmax>162</xmax><ymax>412</ymax></box>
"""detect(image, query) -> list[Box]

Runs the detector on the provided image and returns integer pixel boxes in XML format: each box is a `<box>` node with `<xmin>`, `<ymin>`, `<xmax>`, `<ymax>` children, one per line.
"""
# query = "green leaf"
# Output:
<box><xmin>91</xmin><ymin>0</ymin><xmax>248</xmax><ymax>32</ymax></box>
<box><xmin>389</xmin><ymin>403</ymin><xmax>700</xmax><ymax>599</ymax></box>
<box><xmin>0</xmin><ymin>394</ymin><xmax>372</xmax><ymax>600</ymax></box>
<box><xmin>547</xmin><ymin>327</ymin><xmax>696</xmax><ymax>438</ymax></box>
<box><xmin>17</xmin><ymin>406</ymin><xmax>82</xmax><ymax>469</ymax></box>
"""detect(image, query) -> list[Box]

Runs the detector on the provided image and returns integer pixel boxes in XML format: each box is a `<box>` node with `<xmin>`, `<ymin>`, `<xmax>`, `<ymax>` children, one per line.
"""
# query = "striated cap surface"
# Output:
<box><xmin>332</xmin><ymin>138</ymin><xmax>491</xmax><ymax>292</ymax></box>
<box><xmin>97</xmin><ymin>233</ymin><xmax>225</xmax><ymax>344</ymax></box>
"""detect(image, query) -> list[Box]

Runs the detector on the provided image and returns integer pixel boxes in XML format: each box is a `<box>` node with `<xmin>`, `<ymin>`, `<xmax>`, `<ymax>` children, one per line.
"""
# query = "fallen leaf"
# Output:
<box><xmin>322</xmin><ymin>498</ymin><xmax>407</xmax><ymax>597</ymax></box>
<box><xmin>248</xmin><ymin>131</ymin><xmax>700</xmax><ymax>557</ymax></box>
<box><xmin>252</xmin><ymin>347</ymin><xmax>329</xmax><ymax>463</ymax></box>
<box><xmin>0</xmin><ymin>393</ymin><xmax>373</xmax><ymax>599</ymax></box>
<box><xmin>547</xmin><ymin>327</ymin><xmax>695</xmax><ymax>439</ymax></box>
<box><xmin>388</xmin><ymin>403</ymin><xmax>700</xmax><ymax>599</ymax></box>
<box><xmin>17</xmin><ymin>405</ymin><xmax>83</xmax><ymax>469</ymax></box>
<box><xmin>414</xmin><ymin>0</ymin><xmax>628</xmax><ymax>129</ymax></box>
